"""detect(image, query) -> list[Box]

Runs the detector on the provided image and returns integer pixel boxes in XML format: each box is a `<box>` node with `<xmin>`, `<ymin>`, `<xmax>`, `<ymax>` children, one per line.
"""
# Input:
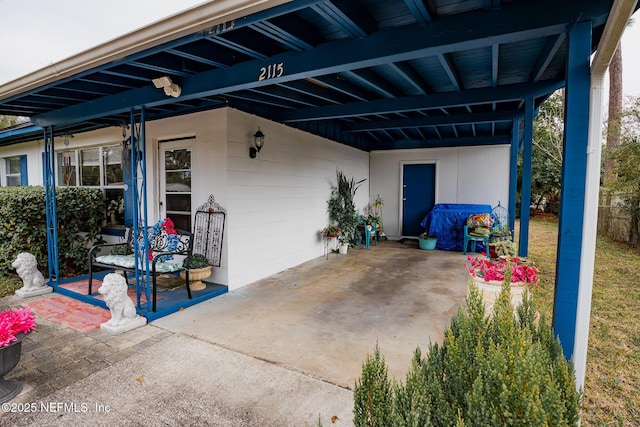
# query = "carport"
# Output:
<box><xmin>0</xmin><ymin>0</ymin><xmax>638</xmax><ymax>393</ymax></box>
<box><xmin>154</xmin><ymin>240</ymin><xmax>471</xmax><ymax>388</ymax></box>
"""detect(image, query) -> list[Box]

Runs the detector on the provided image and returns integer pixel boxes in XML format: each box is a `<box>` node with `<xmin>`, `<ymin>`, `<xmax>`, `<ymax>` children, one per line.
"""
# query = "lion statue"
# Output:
<box><xmin>98</xmin><ymin>273</ymin><xmax>139</xmax><ymax>328</ymax></box>
<box><xmin>12</xmin><ymin>252</ymin><xmax>48</xmax><ymax>296</ymax></box>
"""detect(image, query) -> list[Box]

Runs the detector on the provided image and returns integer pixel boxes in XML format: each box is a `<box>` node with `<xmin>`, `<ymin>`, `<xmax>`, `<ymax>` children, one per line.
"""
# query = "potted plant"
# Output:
<box><xmin>487</xmin><ymin>239</ymin><xmax>516</xmax><ymax>258</ymax></box>
<box><xmin>338</xmin><ymin>235</ymin><xmax>350</xmax><ymax>254</ymax></box>
<box><xmin>466</xmin><ymin>255</ymin><xmax>539</xmax><ymax>314</ymax></box>
<box><xmin>0</xmin><ymin>307</ymin><xmax>36</xmax><ymax>403</ymax></box>
<box><xmin>418</xmin><ymin>232</ymin><xmax>437</xmax><ymax>250</ymax></box>
<box><xmin>327</xmin><ymin>170</ymin><xmax>366</xmax><ymax>254</ymax></box>
<box><xmin>181</xmin><ymin>253</ymin><xmax>212</xmax><ymax>291</ymax></box>
<box><xmin>321</xmin><ymin>224</ymin><xmax>341</xmax><ymax>238</ymax></box>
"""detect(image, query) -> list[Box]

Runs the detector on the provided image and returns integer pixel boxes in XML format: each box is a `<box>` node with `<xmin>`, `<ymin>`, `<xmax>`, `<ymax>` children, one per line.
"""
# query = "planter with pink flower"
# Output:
<box><xmin>0</xmin><ymin>307</ymin><xmax>36</xmax><ymax>402</ymax></box>
<box><xmin>466</xmin><ymin>256</ymin><xmax>539</xmax><ymax>315</ymax></box>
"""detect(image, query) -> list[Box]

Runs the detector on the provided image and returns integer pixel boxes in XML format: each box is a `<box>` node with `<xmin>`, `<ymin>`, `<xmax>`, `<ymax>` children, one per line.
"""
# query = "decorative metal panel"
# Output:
<box><xmin>192</xmin><ymin>195</ymin><xmax>226</xmax><ymax>267</ymax></box>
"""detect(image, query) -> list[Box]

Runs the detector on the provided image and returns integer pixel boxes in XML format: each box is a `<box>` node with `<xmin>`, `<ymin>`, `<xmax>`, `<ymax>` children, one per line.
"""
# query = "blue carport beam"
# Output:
<box><xmin>553</xmin><ymin>20</ymin><xmax>591</xmax><ymax>361</ymax></box>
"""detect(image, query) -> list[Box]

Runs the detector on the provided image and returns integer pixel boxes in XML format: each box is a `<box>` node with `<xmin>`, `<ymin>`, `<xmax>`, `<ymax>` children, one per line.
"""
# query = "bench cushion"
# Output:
<box><xmin>95</xmin><ymin>255</ymin><xmax>183</xmax><ymax>273</ymax></box>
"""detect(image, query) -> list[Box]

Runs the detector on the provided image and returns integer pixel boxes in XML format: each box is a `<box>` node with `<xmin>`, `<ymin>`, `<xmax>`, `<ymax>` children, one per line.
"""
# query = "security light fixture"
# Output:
<box><xmin>152</xmin><ymin>76</ymin><xmax>181</xmax><ymax>98</ymax></box>
<box><xmin>250</xmin><ymin>128</ymin><xmax>265</xmax><ymax>158</ymax></box>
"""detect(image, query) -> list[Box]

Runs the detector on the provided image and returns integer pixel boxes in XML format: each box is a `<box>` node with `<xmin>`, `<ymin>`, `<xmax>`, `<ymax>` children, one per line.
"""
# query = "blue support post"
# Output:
<box><xmin>508</xmin><ymin>119</ymin><xmax>520</xmax><ymax>237</ymax></box>
<box><xmin>128</xmin><ymin>108</ymin><xmax>151</xmax><ymax>314</ymax></box>
<box><xmin>518</xmin><ymin>98</ymin><xmax>534</xmax><ymax>256</ymax></box>
<box><xmin>139</xmin><ymin>107</ymin><xmax>151</xmax><ymax>312</ymax></box>
<box><xmin>43</xmin><ymin>126</ymin><xmax>59</xmax><ymax>283</ymax></box>
<box><xmin>553</xmin><ymin>20</ymin><xmax>591</xmax><ymax>361</ymax></box>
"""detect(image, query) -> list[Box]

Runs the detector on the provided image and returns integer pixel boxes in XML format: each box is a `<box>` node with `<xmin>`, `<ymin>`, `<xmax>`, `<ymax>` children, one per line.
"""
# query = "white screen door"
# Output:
<box><xmin>159</xmin><ymin>137</ymin><xmax>194</xmax><ymax>232</ymax></box>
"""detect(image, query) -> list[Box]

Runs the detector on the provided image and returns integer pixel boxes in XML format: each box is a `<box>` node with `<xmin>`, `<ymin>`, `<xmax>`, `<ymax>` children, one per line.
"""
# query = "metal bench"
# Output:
<box><xmin>88</xmin><ymin>226</ymin><xmax>194</xmax><ymax>312</ymax></box>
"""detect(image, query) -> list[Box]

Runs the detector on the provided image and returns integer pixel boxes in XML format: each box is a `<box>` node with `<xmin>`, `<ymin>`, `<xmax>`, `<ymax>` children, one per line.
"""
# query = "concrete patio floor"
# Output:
<box><xmin>154</xmin><ymin>240</ymin><xmax>470</xmax><ymax>389</ymax></box>
<box><xmin>2</xmin><ymin>240</ymin><xmax>472</xmax><ymax>426</ymax></box>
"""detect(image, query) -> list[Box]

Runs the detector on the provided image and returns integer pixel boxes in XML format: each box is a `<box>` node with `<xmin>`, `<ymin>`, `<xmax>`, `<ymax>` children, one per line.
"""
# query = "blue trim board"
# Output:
<box><xmin>553</xmin><ymin>20</ymin><xmax>592</xmax><ymax>361</ymax></box>
<box><xmin>48</xmin><ymin>272</ymin><xmax>228</xmax><ymax>322</ymax></box>
<box><xmin>19</xmin><ymin>154</ymin><xmax>28</xmax><ymax>185</ymax></box>
<box><xmin>144</xmin><ymin>285</ymin><xmax>228</xmax><ymax>322</ymax></box>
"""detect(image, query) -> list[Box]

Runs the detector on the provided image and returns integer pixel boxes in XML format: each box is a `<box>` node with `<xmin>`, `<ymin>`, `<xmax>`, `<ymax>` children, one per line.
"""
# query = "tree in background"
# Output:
<box><xmin>531</xmin><ymin>90</ymin><xmax>564</xmax><ymax>213</ymax></box>
<box><xmin>0</xmin><ymin>115</ymin><xmax>27</xmax><ymax>129</ymax></box>
<box><xmin>606</xmin><ymin>96</ymin><xmax>640</xmax><ymax>245</ymax></box>
<box><xmin>605</xmin><ymin>43</ymin><xmax>623</xmax><ymax>184</ymax></box>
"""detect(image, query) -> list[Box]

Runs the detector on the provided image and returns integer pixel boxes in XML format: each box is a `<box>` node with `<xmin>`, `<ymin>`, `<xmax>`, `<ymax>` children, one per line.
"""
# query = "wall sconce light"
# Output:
<box><xmin>152</xmin><ymin>75</ymin><xmax>181</xmax><ymax>98</ymax></box>
<box><xmin>63</xmin><ymin>132</ymin><xmax>74</xmax><ymax>148</ymax></box>
<box><xmin>250</xmin><ymin>128</ymin><xmax>265</xmax><ymax>158</ymax></box>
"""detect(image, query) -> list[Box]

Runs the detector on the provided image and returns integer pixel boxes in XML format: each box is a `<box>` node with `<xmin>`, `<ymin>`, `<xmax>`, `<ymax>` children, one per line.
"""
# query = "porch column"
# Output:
<box><xmin>43</xmin><ymin>126</ymin><xmax>59</xmax><ymax>282</ymax></box>
<box><xmin>508</xmin><ymin>119</ymin><xmax>520</xmax><ymax>236</ymax></box>
<box><xmin>518</xmin><ymin>98</ymin><xmax>533</xmax><ymax>256</ymax></box>
<box><xmin>553</xmin><ymin>20</ymin><xmax>592</xmax><ymax>360</ymax></box>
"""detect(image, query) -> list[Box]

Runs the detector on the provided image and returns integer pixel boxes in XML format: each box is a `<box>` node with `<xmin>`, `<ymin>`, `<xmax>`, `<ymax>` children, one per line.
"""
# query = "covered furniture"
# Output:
<box><xmin>420</xmin><ymin>204</ymin><xmax>492</xmax><ymax>251</ymax></box>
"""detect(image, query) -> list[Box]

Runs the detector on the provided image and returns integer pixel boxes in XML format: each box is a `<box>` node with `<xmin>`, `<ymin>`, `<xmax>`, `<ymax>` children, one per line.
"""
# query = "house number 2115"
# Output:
<box><xmin>258</xmin><ymin>63</ymin><xmax>284</xmax><ymax>81</ymax></box>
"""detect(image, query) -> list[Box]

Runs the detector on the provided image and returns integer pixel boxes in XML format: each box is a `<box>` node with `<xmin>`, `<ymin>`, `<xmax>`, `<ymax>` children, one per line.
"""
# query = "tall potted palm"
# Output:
<box><xmin>327</xmin><ymin>170</ymin><xmax>365</xmax><ymax>253</ymax></box>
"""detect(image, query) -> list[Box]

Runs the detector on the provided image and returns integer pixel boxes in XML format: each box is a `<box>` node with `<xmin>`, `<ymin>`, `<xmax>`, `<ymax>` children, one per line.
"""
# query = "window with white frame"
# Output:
<box><xmin>58</xmin><ymin>144</ymin><xmax>124</xmax><ymax>228</ymax></box>
<box><xmin>3</xmin><ymin>155</ymin><xmax>27</xmax><ymax>186</ymax></box>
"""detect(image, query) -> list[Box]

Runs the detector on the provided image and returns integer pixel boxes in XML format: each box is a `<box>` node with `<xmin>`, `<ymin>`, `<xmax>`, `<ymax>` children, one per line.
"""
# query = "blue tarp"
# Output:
<box><xmin>420</xmin><ymin>203</ymin><xmax>492</xmax><ymax>251</ymax></box>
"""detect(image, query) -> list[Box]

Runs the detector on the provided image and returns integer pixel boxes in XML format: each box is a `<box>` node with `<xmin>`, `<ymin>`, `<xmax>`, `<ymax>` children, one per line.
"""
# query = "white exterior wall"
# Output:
<box><xmin>0</xmin><ymin>139</ymin><xmax>43</xmax><ymax>186</ymax></box>
<box><xmin>145</xmin><ymin>109</ymin><xmax>229</xmax><ymax>285</ymax></box>
<box><xmin>225</xmin><ymin>108</ymin><xmax>369</xmax><ymax>289</ymax></box>
<box><xmin>369</xmin><ymin>145</ymin><xmax>510</xmax><ymax>239</ymax></box>
<box><xmin>1</xmin><ymin>110</ymin><xmax>508</xmax><ymax>291</ymax></box>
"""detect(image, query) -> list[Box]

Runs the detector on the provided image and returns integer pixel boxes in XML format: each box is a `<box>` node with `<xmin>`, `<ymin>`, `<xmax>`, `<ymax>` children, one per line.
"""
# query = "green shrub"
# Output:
<box><xmin>354</xmin><ymin>343</ymin><xmax>394</xmax><ymax>427</ymax></box>
<box><xmin>353</xmin><ymin>282</ymin><xmax>581</xmax><ymax>426</ymax></box>
<box><xmin>0</xmin><ymin>186</ymin><xmax>105</xmax><ymax>278</ymax></box>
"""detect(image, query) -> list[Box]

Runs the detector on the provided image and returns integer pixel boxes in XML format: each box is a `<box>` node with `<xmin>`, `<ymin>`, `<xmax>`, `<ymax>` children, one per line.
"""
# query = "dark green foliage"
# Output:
<box><xmin>327</xmin><ymin>170</ymin><xmax>365</xmax><ymax>244</ymax></box>
<box><xmin>354</xmin><ymin>282</ymin><xmax>581</xmax><ymax>426</ymax></box>
<box><xmin>0</xmin><ymin>186</ymin><xmax>105</xmax><ymax>277</ymax></box>
<box><xmin>184</xmin><ymin>253</ymin><xmax>210</xmax><ymax>269</ymax></box>
<box><xmin>353</xmin><ymin>343</ymin><xmax>393</xmax><ymax>427</ymax></box>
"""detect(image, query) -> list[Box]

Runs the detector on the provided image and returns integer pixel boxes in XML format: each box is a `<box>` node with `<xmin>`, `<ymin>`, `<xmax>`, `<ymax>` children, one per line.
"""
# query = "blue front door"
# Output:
<box><xmin>402</xmin><ymin>164</ymin><xmax>436</xmax><ymax>236</ymax></box>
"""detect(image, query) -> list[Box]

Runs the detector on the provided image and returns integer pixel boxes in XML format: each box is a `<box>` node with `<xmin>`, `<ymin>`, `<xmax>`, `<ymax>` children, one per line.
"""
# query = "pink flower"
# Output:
<box><xmin>0</xmin><ymin>308</ymin><xmax>36</xmax><ymax>347</ymax></box>
<box><xmin>467</xmin><ymin>256</ymin><xmax>539</xmax><ymax>286</ymax></box>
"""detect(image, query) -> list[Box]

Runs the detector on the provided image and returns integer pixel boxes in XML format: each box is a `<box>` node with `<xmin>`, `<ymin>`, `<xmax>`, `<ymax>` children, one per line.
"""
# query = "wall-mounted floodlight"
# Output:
<box><xmin>152</xmin><ymin>76</ymin><xmax>181</xmax><ymax>98</ymax></box>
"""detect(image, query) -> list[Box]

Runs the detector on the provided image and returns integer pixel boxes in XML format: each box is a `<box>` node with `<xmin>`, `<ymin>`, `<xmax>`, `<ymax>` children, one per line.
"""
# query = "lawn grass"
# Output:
<box><xmin>527</xmin><ymin>215</ymin><xmax>640</xmax><ymax>426</ymax></box>
<box><xmin>0</xmin><ymin>275</ymin><xmax>22</xmax><ymax>298</ymax></box>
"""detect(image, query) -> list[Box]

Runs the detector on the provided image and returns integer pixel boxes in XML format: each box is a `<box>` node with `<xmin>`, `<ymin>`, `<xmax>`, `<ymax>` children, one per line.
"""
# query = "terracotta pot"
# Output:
<box><xmin>180</xmin><ymin>266</ymin><xmax>212</xmax><ymax>291</ymax></box>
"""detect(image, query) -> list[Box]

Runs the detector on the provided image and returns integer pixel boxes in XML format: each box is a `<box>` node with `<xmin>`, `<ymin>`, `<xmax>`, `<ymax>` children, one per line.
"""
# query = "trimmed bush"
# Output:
<box><xmin>0</xmin><ymin>186</ymin><xmax>105</xmax><ymax>277</ymax></box>
<box><xmin>354</xmin><ymin>282</ymin><xmax>581</xmax><ymax>426</ymax></box>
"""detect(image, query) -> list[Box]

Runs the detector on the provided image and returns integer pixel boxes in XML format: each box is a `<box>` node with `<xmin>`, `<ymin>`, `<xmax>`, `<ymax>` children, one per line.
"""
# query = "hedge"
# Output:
<box><xmin>0</xmin><ymin>186</ymin><xmax>105</xmax><ymax>278</ymax></box>
<box><xmin>353</xmin><ymin>282</ymin><xmax>581</xmax><ymax>426</ymax></box>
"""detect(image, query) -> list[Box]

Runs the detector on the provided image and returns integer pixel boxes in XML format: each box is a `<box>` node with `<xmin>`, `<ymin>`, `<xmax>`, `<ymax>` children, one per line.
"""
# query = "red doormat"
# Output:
<box><xmin>25</xmin><ymin>295</ymin><xmax>111</xmax><ymax>332</ymax></box>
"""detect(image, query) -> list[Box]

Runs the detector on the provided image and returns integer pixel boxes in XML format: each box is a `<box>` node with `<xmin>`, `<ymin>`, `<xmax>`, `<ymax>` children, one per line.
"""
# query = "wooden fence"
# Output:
<box><xmin>597</xmin><ymin>194</ymin><xmax>640</xmax><ymax>247</ymax></box>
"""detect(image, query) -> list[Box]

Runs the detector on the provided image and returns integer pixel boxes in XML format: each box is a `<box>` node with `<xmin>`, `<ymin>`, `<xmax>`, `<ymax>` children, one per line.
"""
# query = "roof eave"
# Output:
<box><xmin>0</xmin><ymin>0</ymin><xmax>291</xmax><ymax>102</ymax></box>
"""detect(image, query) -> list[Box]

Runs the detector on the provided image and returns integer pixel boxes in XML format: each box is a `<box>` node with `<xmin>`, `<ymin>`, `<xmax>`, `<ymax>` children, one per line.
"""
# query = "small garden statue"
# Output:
<box><xmin>98</xmin><ymin>273</ymin><xmax>146</xmax><ymax>334</ymax></box>
<box><xmin>12</xmin><ymin>252</ymin><xmax>52</xmax><ymax>298</ymax></box>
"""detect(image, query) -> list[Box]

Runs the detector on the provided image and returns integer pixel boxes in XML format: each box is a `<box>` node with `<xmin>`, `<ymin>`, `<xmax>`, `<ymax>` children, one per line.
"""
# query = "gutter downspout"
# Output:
<box><xmin>575</xmin><ymin>0</ymin><xmax>638</xmax><ymax>392</ymax></box>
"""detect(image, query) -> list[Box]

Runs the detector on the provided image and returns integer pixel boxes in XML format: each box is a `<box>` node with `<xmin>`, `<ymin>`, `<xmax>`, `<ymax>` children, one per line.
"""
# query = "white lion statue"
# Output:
<box><xmin>12</xmin><ymin>252</ymin><xmax>50</xmax><ymax>297</ymax></box>
<box><xmin>98</xmin><ymin>273</ymin><xmax>143</xmax><ymax>331</ymax></box>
